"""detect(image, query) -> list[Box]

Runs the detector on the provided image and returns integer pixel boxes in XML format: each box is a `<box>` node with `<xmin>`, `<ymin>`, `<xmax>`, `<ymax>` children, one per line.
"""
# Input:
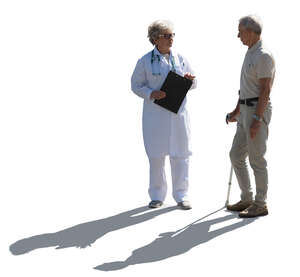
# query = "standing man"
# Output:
<box><xmin>226</xmin><ymin>15</ymin><xmax>275</xmax><ymax>218</ymax></box>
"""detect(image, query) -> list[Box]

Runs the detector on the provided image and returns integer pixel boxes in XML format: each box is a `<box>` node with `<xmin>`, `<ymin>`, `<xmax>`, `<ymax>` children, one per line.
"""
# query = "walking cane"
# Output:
<box><xmin>225</xmin><ymin>165</ymin><xmax>233</xmax><ymax>207</ymax></box>
<box><xmin>225</xmin><ymin>113</ymin><xmax>234</xmax><ymax>207</ymax></box>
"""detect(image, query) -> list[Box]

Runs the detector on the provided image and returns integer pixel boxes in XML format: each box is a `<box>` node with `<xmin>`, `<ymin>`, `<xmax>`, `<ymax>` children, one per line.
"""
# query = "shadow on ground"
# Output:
<box><xmin>9</xmin><ymin>205</ymin><xmax>177</xmax><ymax>255</ymax></box>
<box><xmin>95</xmin><ymin>210</ymin><xmax>256</xmax><ymax>271</ymax></box>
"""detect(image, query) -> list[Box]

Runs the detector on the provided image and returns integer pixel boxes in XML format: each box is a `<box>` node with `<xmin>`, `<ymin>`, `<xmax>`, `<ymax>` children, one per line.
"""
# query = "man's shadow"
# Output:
<box><xmin>95</xmin><ymin>212</ymin><xmax>256</xmax><ymax>271</ymax></box>
<box><xmin>9</xmin><ymin>205</ymin><xmax>177</xmax><ymax>255</ymax></box>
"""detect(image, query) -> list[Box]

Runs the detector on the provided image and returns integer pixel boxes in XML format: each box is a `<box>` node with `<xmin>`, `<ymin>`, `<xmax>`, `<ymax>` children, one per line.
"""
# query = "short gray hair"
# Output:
<box><xmin>239</xmin><ymin>15</ymin><xmax>263</xmax><ymax>35</ymax></box>
<box><xmin>147</xmin><ymin>20</ymin><xmax>174</xmax><ymax>45</ymax></box>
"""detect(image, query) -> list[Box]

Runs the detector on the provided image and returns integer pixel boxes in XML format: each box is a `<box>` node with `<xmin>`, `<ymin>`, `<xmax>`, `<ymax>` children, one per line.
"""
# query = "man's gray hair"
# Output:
<box><xmin>239</xmin><ymin>15</ymin><xmax>263</xmax><ymax>35</ymax></box>
<box><xmin>148</xmin><ymin>20</ymin><xmax>174</xmax><ymax>45</ymax></box>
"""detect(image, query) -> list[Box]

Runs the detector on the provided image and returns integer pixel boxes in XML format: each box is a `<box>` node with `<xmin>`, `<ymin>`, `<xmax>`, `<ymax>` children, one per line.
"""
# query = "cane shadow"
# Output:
<box><xmin>95</xmin><ymin>212</ymin><xmax>257</xmax><ymax>271</ymax></box>
<box><xmin>9</xmin><ymin>205</ymin><xmax>177</xmax><ymax>255</ymax></box>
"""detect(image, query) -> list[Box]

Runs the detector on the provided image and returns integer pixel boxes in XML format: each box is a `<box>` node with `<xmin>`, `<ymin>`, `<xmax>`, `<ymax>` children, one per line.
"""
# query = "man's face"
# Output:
<box><xmin>238</xmin><ymin>24</ymin><xmax>252</xmax><ymax>46</ymax></box>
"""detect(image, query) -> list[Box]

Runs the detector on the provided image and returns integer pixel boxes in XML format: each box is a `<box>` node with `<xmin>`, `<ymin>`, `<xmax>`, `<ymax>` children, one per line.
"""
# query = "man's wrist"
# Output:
<box><xmin>252</xmin><ymin>114</ymin><xmax>263</xmax><ymax>122</ymax></box>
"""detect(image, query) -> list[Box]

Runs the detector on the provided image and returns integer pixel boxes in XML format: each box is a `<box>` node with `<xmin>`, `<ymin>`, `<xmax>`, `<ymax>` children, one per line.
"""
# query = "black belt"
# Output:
<box><xmin>239</xmin><ymin>97</ymin><xmax>259</xmax><ymax>107</ymax></box>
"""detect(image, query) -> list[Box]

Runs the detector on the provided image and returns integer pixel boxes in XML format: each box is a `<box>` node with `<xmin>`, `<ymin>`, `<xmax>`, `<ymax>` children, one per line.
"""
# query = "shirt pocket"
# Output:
<box><xmin>244</xmin><ymin>62</ymin><xmax>256</xmax><ymax>78</ymax></box>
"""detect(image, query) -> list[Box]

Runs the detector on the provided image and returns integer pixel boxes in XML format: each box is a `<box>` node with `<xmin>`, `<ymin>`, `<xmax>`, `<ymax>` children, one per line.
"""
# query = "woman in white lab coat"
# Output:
<box><xmin>131</xmin><ymin>20</ymin><xmax>197</xmax><ymax>210</ymax></box>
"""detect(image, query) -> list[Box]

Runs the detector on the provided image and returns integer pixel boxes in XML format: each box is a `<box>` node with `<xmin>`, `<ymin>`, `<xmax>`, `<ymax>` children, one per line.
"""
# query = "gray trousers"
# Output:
<box><xmin>230</xmin><ymin>103</ymin><xmax>272</xmax><ymax>206</ymax></box>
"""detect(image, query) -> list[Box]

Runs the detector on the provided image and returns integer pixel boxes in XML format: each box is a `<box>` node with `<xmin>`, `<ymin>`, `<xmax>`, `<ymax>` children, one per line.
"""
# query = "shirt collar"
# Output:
<box><xmin>153</xmin><ymin>47</ymin><xmax>173</xmax><ymax>57</ymax></box>
<box><xmin>247</xmin><ymin>40</ymin><xmax>262</xmax><ymax>54</ymax></box>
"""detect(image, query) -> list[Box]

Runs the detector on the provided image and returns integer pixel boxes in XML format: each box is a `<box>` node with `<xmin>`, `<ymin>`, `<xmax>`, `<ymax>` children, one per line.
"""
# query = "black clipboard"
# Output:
<box><xmin>154</xmin><ymin>71</ymin><xmax>193</xmax><ymax>114</ymax></box>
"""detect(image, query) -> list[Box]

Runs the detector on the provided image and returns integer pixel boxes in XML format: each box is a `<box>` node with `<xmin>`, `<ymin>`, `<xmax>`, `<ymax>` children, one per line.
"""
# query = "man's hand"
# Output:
<box><xmin>184</xmin><ymin>72</ymin><xmax>196</xmax><ymax>80</ymax></box>
<box><xmin>226</xmin><ymin>110</ymin><xmax>239</xmax><ymax>124</ymax></box>
<box><xmin>250</xmin><ymin>119</ymin><xmax>261</xmax><ymax>139</ymax></box>
<box><xmin>150</xmin><ymin>90</ymin><xmax>166</xmax><ymax>100</ymax></box>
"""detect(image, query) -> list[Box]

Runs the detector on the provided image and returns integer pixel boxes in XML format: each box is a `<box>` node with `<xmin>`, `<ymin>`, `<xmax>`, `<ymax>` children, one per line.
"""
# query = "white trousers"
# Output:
<box><xmin>148</xmin><ymin>156</ymin><xmax>189</xmax><ymax>203</ymax></box>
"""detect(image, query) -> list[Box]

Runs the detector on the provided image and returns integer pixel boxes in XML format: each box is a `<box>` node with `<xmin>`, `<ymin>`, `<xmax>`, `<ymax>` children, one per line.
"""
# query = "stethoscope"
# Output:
<box><xmin>151</xmin><ymin>49</ymin><xmax>176</xmax><ymax>76</ymax></box>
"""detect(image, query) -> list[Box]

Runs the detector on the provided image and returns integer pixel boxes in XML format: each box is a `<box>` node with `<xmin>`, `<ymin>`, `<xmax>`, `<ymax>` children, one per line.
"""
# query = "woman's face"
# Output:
<box><xmin>154</xmin><ymin>29</ymin><xmax>174</xmax><ymax>51</ymax></box>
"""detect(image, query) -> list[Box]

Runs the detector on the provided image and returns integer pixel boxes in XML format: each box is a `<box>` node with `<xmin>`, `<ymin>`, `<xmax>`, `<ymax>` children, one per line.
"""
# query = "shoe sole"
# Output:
<box><xmin>227</xmin><ymin>207</ymin><xmax>249</xmax><ymax>212</ymax></box>
<box><xmin>148</xmin><ymin>203</ymin><xmax>163</xmax><ymax>208</ymax></box>
<box><xmin>238</xmin><ymin>211</ymin><xmax>268</xmax><ymax>218</ymax></box>
<box><xmin>177</xmin><ymin>205</ymin><xmax>192</xmax><ymax>210</ymax></box>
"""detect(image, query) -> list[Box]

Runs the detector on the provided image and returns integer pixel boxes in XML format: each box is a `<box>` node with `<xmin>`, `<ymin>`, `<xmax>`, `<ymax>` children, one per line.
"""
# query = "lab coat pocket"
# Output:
<box><xmin>175</xmin><ymin>65</ymin><xmax>184</xmax><ymax>74</ymax></box>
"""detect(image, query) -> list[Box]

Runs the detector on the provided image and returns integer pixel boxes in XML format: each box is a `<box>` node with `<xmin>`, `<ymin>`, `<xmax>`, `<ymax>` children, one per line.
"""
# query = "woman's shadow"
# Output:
<box><xmin>9</xmin><ymin>205</ymin><xmax>177</xmax><ymax>255</ymax></box>
<box><xmin>95</xmin><ymin>212</ymin><xmax>256</xmax><ymax>271</ymax></box>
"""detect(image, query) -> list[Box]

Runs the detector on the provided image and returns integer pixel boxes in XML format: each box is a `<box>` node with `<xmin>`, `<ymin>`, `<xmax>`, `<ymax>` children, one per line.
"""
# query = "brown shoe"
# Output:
<box><xmin>226</xmin><ymin>200</ymin><xmax>253</xmax><ymax>212</ymax></box>
<box><xmin>239</xmin><ymin>203</ymin><xmax>268</xmax><ymax>218</ymax></box>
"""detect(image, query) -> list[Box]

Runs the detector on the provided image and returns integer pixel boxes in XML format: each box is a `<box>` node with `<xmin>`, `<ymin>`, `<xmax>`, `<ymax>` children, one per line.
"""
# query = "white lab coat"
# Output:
<box><xmin>131</xmin><ymin>47</ymin><xmax>197</xmax><ymax>158</ymax></box>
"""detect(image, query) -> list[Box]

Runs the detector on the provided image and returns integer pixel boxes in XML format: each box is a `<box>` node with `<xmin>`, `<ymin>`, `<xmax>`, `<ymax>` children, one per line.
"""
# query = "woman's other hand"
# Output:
<box><xmin>184</xmin><ymin>72</ymin><xmax>195</xmax><ymax>80</ymax></box>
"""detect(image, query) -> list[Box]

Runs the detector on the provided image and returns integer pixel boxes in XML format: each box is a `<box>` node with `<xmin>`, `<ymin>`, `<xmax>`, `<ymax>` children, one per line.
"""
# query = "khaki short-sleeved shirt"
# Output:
<box><xmin>240</xmin><ymin>40</ymin><xmax>275</xmax><ymax>99</ymax></box>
